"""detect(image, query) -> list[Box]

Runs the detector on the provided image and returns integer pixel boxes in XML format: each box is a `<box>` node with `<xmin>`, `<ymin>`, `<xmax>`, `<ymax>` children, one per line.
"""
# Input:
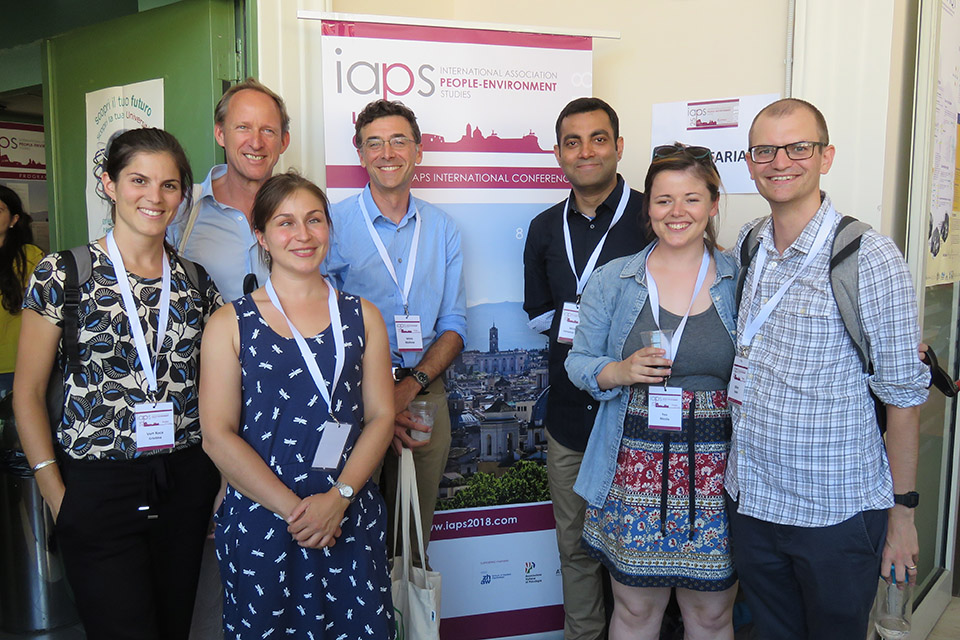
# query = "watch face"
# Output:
<box><xmin>337</xmin><ymin>483</ymin><xmax>354</xmax><ymax>500</ymax></box>
<box><xmin>413</xmin><ymin>370</ymin><xmax>429</xmax><ymax>388</ymax></box>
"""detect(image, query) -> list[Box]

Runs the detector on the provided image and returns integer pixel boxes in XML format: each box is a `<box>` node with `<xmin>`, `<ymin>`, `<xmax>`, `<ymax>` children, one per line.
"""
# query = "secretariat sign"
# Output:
<box><xmin>312</xmin><ymin>16</ymin><xmax>593</xmax><ymax>640</ymax></box>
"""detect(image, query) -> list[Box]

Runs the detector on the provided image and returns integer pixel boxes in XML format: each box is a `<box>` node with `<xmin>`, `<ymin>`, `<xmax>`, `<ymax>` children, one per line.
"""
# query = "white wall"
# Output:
<box><xmin>256</xmin><ymin>0</ymin><xmax>916</xmax><ymax>250</ymax></box>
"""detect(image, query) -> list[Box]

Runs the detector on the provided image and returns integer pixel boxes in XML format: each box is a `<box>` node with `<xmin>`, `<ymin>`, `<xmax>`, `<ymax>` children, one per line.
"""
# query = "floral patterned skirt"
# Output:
<box><xmin>582</xmin><ymin>387</ymin><xmax>736</xmax><ymax>591</ymax></box>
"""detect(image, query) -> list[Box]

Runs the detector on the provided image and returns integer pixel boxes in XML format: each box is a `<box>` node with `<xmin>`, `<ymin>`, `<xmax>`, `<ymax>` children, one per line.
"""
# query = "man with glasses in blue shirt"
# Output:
<box><xmin>325</xmin><ymin>99</ymin><xmax>466</xmax><ymax>568</ymax></box>
<box><xmin>725</xmin><ymin>98</ymin><xmax>928</xmax><ymax>639</ymax></box>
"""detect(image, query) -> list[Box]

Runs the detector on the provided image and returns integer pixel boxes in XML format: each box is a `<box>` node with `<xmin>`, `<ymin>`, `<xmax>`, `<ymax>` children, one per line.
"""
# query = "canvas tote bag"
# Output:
<box><xmin>390</xmin><ymin>447</ymin><xmax>442</xmax><ymax>639</ymax></box>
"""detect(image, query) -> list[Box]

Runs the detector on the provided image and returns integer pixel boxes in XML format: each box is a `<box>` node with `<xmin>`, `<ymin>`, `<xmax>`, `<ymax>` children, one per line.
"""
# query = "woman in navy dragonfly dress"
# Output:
<box><xmin>200</xmin><ymin>171</ymin><xmax>395</xmax><ymax>638</ymax></box>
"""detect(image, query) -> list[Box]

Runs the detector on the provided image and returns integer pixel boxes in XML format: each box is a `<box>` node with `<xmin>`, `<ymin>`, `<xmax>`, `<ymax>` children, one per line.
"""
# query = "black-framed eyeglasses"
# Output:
<box><xmin>748</xmin><ymin>141</ymin><xmax>825</xmax><ymax>163</ymax></box>
<box><xmin>360</xmin><ymin>137</ymin><xmax>417</xmax><ymax>152</ymax></box>
<box><xmin>652</xmin><ymin>143</ymin><xmax>713</xmax><ymax>161</ymax></box>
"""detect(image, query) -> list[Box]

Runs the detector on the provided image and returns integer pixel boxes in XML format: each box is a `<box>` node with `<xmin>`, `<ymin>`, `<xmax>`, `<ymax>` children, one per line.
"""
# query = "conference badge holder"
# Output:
<box><xmin>396</xmin><ymin>315</ymin><xmax>424</xmax><ymax>351</ymax></box>
<box><xmin>557</xmin><ymin>302</ymin><xmax>580</xmax><ymax>344</ymax></box>
<box><xmin>135</xmin><ymin>402</ymin><xmax>175</xmax><ymax>451</ymax></box>
<box><xmin>311</xmin><ymin>420</ymin><xmax>352</xmax><ymax>470</ymax></box>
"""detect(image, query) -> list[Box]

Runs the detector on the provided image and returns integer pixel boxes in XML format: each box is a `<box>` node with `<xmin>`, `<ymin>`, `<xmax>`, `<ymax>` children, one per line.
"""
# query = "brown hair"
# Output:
<box><xmin>0</xmin><ymin>185</ymin><xmax>34</xmax><ymax>313</ymax></box>
<box><xmin>215</xmin><ymin>77</ymin><xmax>290</xmax><ymax>136</ymax></box>
<box><xmin>251</xmin><ymin>171</ymin><xmax>331</xmax><ymax>270</ymax></box>
<box><xmin>101</xmin><ymin>128</ymin><xmax>193</xmax><ymax>224</ymax></box>
<box><xmin>643</xmin><ymin>145</ymin><xmax>722</xmax><ymax>252</ymax></box>
<box><xmin>353</xmin><ymin>99</ymin><xmax>421</xmax><ymax>148</ymax></box>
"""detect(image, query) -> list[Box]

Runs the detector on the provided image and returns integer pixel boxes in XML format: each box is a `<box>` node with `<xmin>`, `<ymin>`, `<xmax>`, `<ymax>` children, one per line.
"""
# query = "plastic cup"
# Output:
<box><xmin>639</xmin><ymin>329</ymin><xmax>674</xmax><ymax>350</ymax></box>
<box><xmin>874</xmin><ymin>574</ymin><xmax>912</xmax><ymax>639</ymax></box>
<box><xmin>407</xmin><ymin>400</ymin><xmax>436</xmax><ymax>442</ymax></box>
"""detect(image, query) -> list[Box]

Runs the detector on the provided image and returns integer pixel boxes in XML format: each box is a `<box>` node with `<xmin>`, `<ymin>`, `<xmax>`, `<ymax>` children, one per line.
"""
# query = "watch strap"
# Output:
<box><xmin>411</xmin><ymin>369</ymin><xmax>430</xmax><ymax>390</ymax></box>
<box><xmin>893</xmin><ymin>491</ymin><xmax>919</xmax><ymax>508</ymax></box>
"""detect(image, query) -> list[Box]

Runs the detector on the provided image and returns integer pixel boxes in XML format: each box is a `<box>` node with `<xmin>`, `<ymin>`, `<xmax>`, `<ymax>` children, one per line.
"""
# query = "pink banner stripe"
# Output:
<box><xmin>440</xmin><ymin>605</ymin><xmax>564</xmax><ymax>639</ymax></box>
<box><xmin>686</xmin><ymin>124</ymin><xmax>738</xmax><ymax>131</ymax></box>
<box><xmin>687</xmin><ymin>99</ymin><xmax>739</xmax><ymax>107</ymax></box>
<box><xmin>321</xmin><ymin>20</ymin><xmax>591</xmax><ymax>50</ymax></box>
<box><xmin>0</xmin><ymin>121</ymin><xmax>44</xmax><ymax>132</ymax></box>
<box><xmin>430</xmin><ymin>502</ymin><xmax>557</xmax><ymax>541</ymax></box>
<box><xmin>327</xmin><ymin>165</ymin><xmax>571</xmax><ymax>190</ymax></box>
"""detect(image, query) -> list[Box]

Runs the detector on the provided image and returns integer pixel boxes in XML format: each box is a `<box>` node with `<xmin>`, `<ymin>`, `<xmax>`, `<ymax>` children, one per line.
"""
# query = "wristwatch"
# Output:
<box><xmin>410</xmin><ymin>368</ymin><xmax>430</xmax><ymax>390</ymax></box>
<box><xmin>893</xmin><ymin>491</ymin><xmax>920</xmax><ymax>508</ymax></box>
<box><xmin>334</xmin><ymin>481</ymin><xmax>356</xmax><ymax>504</ymax></box>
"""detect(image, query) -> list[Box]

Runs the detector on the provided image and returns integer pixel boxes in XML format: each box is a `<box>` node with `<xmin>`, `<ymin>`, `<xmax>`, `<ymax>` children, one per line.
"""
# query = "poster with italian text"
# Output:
<box><xmin>84</xmin><ymin>78</ymin><xmax>164</xmax><ymax>241</ymax></box>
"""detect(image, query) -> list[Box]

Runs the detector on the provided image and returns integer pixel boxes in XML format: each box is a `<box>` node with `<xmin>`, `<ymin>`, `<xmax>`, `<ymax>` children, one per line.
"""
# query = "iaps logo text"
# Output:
<box><xmin>333</xmin><ymin>48</ymin><xmax>436</xmax><ymax>100</ymax></box>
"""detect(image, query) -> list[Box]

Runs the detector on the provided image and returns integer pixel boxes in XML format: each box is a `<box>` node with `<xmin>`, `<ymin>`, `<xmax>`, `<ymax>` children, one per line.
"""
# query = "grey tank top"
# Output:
<box><xmin>622</xmin><ymin>300</ymin><xmax>735</xmax><ymax>390</ymax></box>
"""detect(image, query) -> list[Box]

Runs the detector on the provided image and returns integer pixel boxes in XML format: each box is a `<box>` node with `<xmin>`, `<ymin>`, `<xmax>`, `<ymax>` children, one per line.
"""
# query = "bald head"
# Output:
<box><xmin>749</xmin><ymin>98</ymin><xmax>829</xmax><ymax>147</ymax></box>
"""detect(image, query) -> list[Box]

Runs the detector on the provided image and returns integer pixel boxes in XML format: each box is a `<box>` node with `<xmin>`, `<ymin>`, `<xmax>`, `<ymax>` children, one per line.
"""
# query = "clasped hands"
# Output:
<box><xmin>286</xmin><ymin>490</ymin><xmax>348</xmax><ymax>549</ymax></box>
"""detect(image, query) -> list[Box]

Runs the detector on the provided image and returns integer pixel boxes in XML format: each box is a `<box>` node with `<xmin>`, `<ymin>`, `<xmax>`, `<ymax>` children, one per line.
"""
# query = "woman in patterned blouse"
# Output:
<box><xmin>13</xmin><ymin>128</ymin><xmax>222</xmax><ymax>640</ymax></box>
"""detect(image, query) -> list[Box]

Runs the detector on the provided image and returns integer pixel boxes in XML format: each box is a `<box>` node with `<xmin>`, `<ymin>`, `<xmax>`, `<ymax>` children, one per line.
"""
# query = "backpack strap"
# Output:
<box><xmin>734</xmin><ymin>217</ymin><xmax>767</xmax><ymax>312</ymax></box>
<box><xmin>826</xmin><ymin>216</ymin><xmax>888</xmax><ymax>432</ymax></box>
<box><xmin>61</xmin><ymin>246</ymin><xmax>93</xmax><ymax>376</ymax></box>
<box><xmin>173</xmin><ymin>252</ymin><xmax>212</xmax><ymax>324</ymax></box>
<box><xmin>829</xmin><ymin>216</ymin><xmax>872</xmax><ymax>374</ymax></box>
<box><xmin>176</xmin><ymin>183</ymin><xmax>206</xmax><ymax>255</ymax></box>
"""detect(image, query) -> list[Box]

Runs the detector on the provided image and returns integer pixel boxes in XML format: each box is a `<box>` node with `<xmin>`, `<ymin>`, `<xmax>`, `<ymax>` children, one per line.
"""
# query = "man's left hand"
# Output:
<box><xmin>881</xmin><ymin>506</ymin><xmax>919</xmax><ymax>587</ymax></box>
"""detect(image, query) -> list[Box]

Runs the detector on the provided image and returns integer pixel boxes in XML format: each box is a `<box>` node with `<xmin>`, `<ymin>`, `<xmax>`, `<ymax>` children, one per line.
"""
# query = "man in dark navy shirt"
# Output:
<box><xmin>523</xmin><ymin>97</ymin><xmax>653</xmax><ymax>640</ymax></box>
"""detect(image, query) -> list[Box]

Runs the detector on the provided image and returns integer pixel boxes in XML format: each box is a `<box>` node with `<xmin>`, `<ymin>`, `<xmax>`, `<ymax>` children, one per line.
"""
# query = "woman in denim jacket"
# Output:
<box><xmin>565</xmin><ymin>145</ymin><xmax>738</xmax><ymax>639</ymax></box>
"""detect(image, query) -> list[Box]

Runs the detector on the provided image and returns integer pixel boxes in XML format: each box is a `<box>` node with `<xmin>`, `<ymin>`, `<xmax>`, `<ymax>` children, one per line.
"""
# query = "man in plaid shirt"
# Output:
<box><xmin>724</xmin><ymin>98</ymin><xmax>929</xmax><ymax>639</ymax></box>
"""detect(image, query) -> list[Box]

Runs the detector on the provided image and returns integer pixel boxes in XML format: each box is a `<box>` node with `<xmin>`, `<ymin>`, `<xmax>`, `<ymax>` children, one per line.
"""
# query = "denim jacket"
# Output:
<box><xmin>565</xmin><ymin>242</ymin><xmax>738</xmax><ymax>506</ymax></box>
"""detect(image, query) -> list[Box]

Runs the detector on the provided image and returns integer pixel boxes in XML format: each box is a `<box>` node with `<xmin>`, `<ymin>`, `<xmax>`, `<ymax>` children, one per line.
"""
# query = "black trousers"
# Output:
<box><xmin>56</xmin><ymin>444</ymin><xmax>219</xmax><ymax>640</ymax></box>
<box><xmin>726</xmin><ymin>495</ymin><xmax>886</xmax><ymax>640</ymax></box>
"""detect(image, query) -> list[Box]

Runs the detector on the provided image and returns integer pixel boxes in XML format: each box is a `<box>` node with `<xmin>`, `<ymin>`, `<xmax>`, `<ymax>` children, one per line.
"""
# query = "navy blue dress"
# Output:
<box><xmin>215</xmin><ymin>292</ymin><xmax>394</xmax><ymax>639</ymax></box>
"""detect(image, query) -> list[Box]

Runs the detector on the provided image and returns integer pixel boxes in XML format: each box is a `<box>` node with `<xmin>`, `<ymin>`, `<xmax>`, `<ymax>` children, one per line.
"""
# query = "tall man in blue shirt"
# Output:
<box><xmin>726</xmin><ymin>98</ymin><xmax>928</xmax><ymax>639</ymax></box>
<box><xmin>168</xmin><ymin>78</ymin><xmax>290</xmax><ymax>301</ymax></box>
<box><xmin>524</xmin><ymin>97</ymin><xmax>651</xmax><ymax>640</ymax></box>
<box><xmin>325</xmin><ymin>99</ymin><xmax>467</xmax><ymax>566</ymax></box>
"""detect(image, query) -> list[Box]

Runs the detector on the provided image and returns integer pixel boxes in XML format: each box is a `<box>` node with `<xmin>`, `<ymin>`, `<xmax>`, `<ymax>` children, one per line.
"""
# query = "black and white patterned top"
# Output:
<box><xmin>24</xmin><ymin>242</ymin><xmax>222</xmax><ymax>460</ymax></box>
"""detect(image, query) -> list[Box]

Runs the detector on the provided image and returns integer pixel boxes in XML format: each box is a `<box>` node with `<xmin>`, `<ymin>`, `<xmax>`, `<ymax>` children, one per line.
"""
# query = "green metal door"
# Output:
<box><xmin>43</xmin><ymin>0</ymin><xmax>238</xmax><ymax>250</ymax></box>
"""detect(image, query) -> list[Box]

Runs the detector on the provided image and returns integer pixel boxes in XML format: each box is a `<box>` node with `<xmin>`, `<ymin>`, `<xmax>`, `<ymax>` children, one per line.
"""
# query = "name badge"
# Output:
<box><xmin>557</xmin><ymin>301</ymin><xmax>580</xmax><ymax>344</ymax></box>
<box><xmin>728</xmin><ymin>356</ymin><xmax>749</xmax><ymax>406</ymax></box>
<box><xmin>312</xmin><ymin>420</ymin><xmax>352</xmax><ymax>470</ymax></box>
<box><xmin>395</xmin><ymin>315</ymin><xmax>423</xmax><ymax>351</ymax></box>
<box><xmin>648</xmin><ymin>387</ymin><xmax>683</xmax><ymax>431</ymax></box>
<box><xmin>134</xmin><ymin>402</ymin><xmax>175</xmax><ymax>451</ymax></box>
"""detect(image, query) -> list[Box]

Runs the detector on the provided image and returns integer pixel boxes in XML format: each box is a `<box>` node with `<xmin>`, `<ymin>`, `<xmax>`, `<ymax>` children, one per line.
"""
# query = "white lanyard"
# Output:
<box><xmin>105</xmin><ymin>232</ymin><xmax>171</xmax><ymax>399</ymax></box>
<box><xmin>265</xmin><ymin>277</ymin><xmax>345</xmax><ymax>421</ymax></box>
<box><xmin>358</xmin><ymin>192</ymin><xmax>421</xmax><ymax>314</ymax></box>
<box><xmin>740</xmin><ymin>208</ymin><xmax>838</xmax><ymax>348</ymax></box>
<box><xmin>644</xmin><ymin>244</ymin><xmax>711</xmax><ymax>361</ymax></box>
<box><xmin>562</xmin><ymin>182</ymin><xmax>631</xmax><ymax>299</ymax></box>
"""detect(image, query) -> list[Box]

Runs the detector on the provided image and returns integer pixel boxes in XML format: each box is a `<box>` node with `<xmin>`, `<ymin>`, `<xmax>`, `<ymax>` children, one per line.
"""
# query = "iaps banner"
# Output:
<box><xmin>316</xmin><ymin>18</ymin><xmax>592</xmax><ymax>639</ymax></box>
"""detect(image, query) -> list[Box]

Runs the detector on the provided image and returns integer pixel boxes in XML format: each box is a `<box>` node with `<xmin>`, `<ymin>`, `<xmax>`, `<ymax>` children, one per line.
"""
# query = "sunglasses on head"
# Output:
<box><xmin>652</xmin><ymin>143</ymin><xmax>714</xmax><ymax>162</ymax></box>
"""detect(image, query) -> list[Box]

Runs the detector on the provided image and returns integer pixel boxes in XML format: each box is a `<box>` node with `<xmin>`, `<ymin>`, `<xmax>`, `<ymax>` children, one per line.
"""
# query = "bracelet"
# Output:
<box><xmin>32</xmin><ymin>459</ymin><xmax>56</xmax><ymax>473</ymax></box>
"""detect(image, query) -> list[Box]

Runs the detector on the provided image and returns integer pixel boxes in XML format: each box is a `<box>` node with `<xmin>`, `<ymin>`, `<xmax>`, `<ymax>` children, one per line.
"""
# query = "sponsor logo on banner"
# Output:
<box><xmin>524</xmin><ymin>561</ymin><xmax>543</xmax><ymax>585</ymax></box>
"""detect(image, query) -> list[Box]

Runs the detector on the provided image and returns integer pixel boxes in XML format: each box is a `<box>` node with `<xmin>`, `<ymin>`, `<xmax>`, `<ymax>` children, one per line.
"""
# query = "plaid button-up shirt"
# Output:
<box><xmin>725</xmin><ymin>193</ymin><xmax>929</xmax><ymax>527</ymax></box>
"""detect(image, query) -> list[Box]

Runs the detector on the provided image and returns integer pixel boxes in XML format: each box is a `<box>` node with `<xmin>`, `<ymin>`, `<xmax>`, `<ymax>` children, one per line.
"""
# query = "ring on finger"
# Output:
<box><xmin>906</xmin><ymin>565</ymin><xmax>918</xmax><ymax>571</ymax></box>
